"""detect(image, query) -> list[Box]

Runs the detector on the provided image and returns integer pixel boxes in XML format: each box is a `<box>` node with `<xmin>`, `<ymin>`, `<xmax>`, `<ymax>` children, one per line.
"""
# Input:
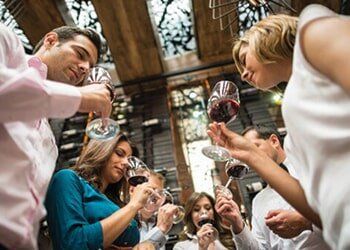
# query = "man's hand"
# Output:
<box><xmin>156</xmin><ymin>204</ymin><xmax>178</xmax><ymax>234</ymax></box>
<box><xmin>265</xmin><ymin>209</ymin><xmax>312</xmax><ymax>239</ymax></box>
<box><xmin>215</xmin><ymin>196</ymin><xmax>244</xmax><ymax>234</ymax></box>
<box><xmin>77</xmin><ymin>83</ymin><xmax>112</xmax><ymax>118</ymax></box>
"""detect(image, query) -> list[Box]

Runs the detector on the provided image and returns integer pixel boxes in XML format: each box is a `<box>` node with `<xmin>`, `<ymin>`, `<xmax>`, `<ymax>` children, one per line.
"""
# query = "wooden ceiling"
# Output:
<box><xmin>5</xmin><ymin>0</ymin><xmax>341</xmax><ymax>91</ymax></box>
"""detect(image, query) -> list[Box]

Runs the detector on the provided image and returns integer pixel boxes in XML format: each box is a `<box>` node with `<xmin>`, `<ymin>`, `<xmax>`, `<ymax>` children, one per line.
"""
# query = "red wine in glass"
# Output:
<box><xmin>209</xmin><ymin>99</ymin><xmax>240</xmax><ymax>124</ymax></box>
<box><xmin>226</xmin><ymin>164</ymin><xmax>249</xmax><ymax>179</ymax></box>
<box><xmin>128</xmin><ymin>175</ymin><xmax>149</xmax><ymax>186</ymax></box>
<box><xmin>198</xmin><ymin>218</ymin><xmax>216</xmax><ymax>227</ymax></box>
<box><xmin>202</xmin><ymin>80</ymin><xmax>240</xmax><ymax>162</ymax></box>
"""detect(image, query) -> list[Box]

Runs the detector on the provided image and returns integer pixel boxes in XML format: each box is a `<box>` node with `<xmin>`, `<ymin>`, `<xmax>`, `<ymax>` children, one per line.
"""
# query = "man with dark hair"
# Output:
<box><xmin>216</xmin><ymin>125</ymin><xmax>329</xmax><ymax>249</ymax></box>
<box><xmin>0</xmin><ymin>23</ymin><xmax>112</xmax><ymax>249</ymax></box>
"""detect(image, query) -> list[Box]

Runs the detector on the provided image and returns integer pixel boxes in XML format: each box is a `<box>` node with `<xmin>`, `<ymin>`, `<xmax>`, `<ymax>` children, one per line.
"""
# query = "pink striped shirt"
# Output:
<box><xmin>0</xmin><ymin>23</ymin><xmax>82</xmax><ymax>249</ymax></box>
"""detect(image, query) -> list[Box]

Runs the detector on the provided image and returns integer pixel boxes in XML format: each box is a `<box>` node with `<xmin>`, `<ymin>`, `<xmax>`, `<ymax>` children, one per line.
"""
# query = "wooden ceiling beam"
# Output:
<box><xmin>4</xmin><ymin>0</ymin><xmax>72</xmax><ymax>46</ymax></box>
<box><xmin>91</xmin><ymin>0</ymin><xmax>163</xmax><ymax>83</ymax></box>
<box><xmin>192</xmin><ymin>0</ymin><xmax>235</xmax><ymax>63</ymax></box>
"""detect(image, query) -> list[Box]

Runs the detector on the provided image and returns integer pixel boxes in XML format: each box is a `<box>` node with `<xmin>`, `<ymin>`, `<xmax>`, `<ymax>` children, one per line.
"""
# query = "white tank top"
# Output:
<box><xmin>282</xmin><ymin>4</ymin><xmax>350</xmax><ymax>249</ymax></box>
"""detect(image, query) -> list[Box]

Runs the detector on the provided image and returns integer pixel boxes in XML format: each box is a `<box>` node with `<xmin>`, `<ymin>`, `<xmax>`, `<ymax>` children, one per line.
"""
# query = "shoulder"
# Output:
<box><xmin>0</xmin><ymin>23</ymin><xmax>19</xmax><ymax>45</ymax></box>
<box><xmin>252</xmin><ymin>187</ymin><xmax>269</xmax><ymax>205</ymax></box>
<box><xmin>0</xmin><ymin>23</ymin><xmax>24</xmax><ymax>60</ymax></box>
<box><xmin>53</xmin><ymin>169</ymin><xmax>80</xmax><ymax>181</ymax></box>
<box><xmin>300</xmin><ymin>6</ymin><xmax>350</xmax><ymax>79</ymax></box>
<box><xmin>50</xmin><ymin>169</ymin><xmax>83</xmax><ymax>190</ymax></box>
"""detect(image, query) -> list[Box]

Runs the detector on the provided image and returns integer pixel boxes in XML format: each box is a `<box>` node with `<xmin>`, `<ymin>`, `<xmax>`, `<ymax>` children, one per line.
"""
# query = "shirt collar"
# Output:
<box><xmin>27</xmin><ymin>55</ymin><xmax>48</xmax><ymax>79</ymax></box>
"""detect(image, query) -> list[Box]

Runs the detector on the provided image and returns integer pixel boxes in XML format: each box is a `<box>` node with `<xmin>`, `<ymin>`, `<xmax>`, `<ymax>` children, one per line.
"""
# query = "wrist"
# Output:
<box><xmin>126</xmin><ymin>201</ymin><xmax>142</xmax><ymax>213</ymax></box>
<box><xmin>231</xmin><ymin>218</ymin><xmax>244</xmax><ymax>234</ymax></box>
<box><xmin>157</xmin><ymin>224</ymin><xmax>170</xmax><ymax>234</ymax></box>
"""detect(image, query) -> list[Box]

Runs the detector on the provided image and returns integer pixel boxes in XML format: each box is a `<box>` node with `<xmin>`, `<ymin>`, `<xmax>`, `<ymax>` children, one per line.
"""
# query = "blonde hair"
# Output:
<box><xmin>233</xmin><ymin>14</ymin><xmax>298</xmax><ymax>75</ymax></box>
<box><xmin>149</xmin><ymin>170</ymin><xmax>165</xmax><ymax>185</ymax></box>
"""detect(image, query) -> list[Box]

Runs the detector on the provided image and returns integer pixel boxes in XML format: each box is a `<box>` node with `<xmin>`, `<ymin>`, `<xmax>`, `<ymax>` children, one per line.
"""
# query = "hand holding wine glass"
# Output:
<box><xmin>129</xmin><ymin>182</ymin><xmax>154</xmax><ymax>210</ymax></box>
<box><xmin>144</xmin><ymin>189</ymin><xmax>185</xmax><ymax>224</ymax></box>
<box><xmin>84</xmin><ymin>67</ymin><xmax>120</xmax><ymax>140</ymax></box>
<box><xmin>215</xmin><ymin>195</ymin><xmax>244</xmax><ymax>234</ymax></box>
<box><xmin>197</xmin><ymin>211</ymin><xmax>219</xmax><ymax>240</ymax></box>
<box><xmin>202</xmin><ymin>80</ymin><xmax>240</xmax><ymax>162</ymax></box>
<box><xmin>207</xmin><ymin>122</ymin><xmax>258</xmax><ymax>166</ymax></box>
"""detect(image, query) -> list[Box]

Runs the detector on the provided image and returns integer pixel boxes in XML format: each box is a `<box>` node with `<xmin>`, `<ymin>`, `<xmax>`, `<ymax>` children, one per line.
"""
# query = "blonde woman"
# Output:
<box><xmin>45</xmin><ymin>133</ymin><xmax>153</xmax><ymax>249</ymax></box>
<box><xmin>208</xmin><ymin>4</ymin><xmax>350</xmax><ymax>249</ymax></box>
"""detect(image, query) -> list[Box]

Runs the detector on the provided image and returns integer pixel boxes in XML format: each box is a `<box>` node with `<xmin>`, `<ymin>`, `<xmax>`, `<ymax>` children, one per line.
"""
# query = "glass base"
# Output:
<box><xmin>86</xmin><ymin>118</ymin><xmax>120</xmax><ymax>140</ymax></box>
<box><xmin>202</xmin><ymin>145</ymin><xmax>231</xmax><ymax>162</ymax></box>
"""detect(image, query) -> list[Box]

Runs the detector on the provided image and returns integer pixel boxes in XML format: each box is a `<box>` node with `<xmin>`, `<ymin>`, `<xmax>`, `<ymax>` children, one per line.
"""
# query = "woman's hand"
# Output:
<box><xmin>215</xmin><ymin>196</ymin><xmax>244</xmax><ymax>234</ymax></box>
<box><xmin>207</xmin><ymin>122</ymin><xmax>260</xmax><ymax>166</ymax></box>
<box><xmin>197</xmin><ymin>224</ymin><xmax>215</xmax><ymax>250</ymax></box>
<box><xmin>128</xmin><ymin>183</ymin><xmax>153</xmax><ymax>210</ymax></box>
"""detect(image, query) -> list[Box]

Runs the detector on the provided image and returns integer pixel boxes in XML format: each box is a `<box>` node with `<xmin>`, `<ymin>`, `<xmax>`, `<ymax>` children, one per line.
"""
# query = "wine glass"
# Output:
<box><xmin>85</xmin><ymin>67</ymin><xmax>120</xmax><ymax>140</ymax></box>
<box><xmin>214</xmin><ymin>158</ymin><xmax>249</xmax><ymax>199</ymax></box>
<box><xmin>144</xmin><ymin>189</ymin><xmax>185</xmax><ymax>224</ymax></box>
<box><xmin>202</xmin><ymin>80</ymin><xmax>240</xmax><ymax>162</ymax></box>
<box><xmin>125</xmin><ymin>156</ymin><xmax>150</xmax><ymax>186</ymax></box>
<box><xmin>197</xmin><ymin>210</ymin><xmax>219</xmax><ymax>240</ymax></box>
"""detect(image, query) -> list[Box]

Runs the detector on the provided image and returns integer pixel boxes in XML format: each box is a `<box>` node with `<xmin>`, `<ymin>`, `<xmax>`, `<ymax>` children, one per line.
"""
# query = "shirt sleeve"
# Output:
<box><xmin>142</xmin><ymin>226</ymin><xmax>167</xmax><ymax>249</ymax></box>
<box><xmin>0</xmin><ymin>24</ymin><xmax>81</xmax><ymax>123</ymax></box>
<box><xmin>45</xmin><ymin>170</ymin><xmax>103</xmax><ymax>250</ymax></box>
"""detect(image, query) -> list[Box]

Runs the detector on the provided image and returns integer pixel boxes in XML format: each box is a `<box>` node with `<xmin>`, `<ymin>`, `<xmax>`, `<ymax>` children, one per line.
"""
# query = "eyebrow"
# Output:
<box><xmin>75</xmin><ymin>45</ymin><xmax>95</xmax><ymax>68</ymax></box>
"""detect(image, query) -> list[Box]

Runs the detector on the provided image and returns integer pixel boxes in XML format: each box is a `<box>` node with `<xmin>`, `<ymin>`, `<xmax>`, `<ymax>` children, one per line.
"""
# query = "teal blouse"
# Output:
<box><xmin>45</xmin><ymin>169</ymin><xmax>140</xmax><ymax>249</ymax></box>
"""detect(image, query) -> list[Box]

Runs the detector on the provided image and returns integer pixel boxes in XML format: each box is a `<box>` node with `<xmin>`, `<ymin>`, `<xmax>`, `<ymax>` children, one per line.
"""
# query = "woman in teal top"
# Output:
<box><xmin>45</xmin><ymin>133</ymin><xmax>153</xmax><ymax>249</ymax></box>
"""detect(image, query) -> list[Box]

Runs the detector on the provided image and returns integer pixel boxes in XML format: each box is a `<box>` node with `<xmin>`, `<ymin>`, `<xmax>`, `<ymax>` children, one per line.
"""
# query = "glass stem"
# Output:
<box><xmin>225</xmin><ymin>176</ymin><xmax>234</xmax><ymax>188</ymax></box>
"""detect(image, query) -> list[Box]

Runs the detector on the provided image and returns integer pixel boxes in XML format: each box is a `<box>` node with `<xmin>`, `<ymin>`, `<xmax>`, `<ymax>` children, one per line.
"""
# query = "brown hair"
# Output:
<box><xmin>33</xmin><ymin>26</ymin><xmax>106</xmax><ymax>61</ymax></box>
<box><xmin>72</xmin><ymin>133</ymin><xmax>136</xmax><ymax>207</ymax></box>
<box><xmin>179</xmin><ymin>192</ymin><xmax>234</xmax><ymax>248</ymax></box>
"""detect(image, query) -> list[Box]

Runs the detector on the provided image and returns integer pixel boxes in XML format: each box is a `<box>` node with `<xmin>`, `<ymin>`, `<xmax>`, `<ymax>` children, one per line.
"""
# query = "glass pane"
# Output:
<box><xmin>148</xmin><ymin>0</ymin><xmax>196</xmax><ymax>58</ymax></box>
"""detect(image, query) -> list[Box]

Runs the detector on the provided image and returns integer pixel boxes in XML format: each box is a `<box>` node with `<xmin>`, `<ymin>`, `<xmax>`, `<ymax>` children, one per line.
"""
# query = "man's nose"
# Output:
<box><xmin>79</xmin><ymin>61</ymin><xmax>90</xmax><ymax>74</ymax></box>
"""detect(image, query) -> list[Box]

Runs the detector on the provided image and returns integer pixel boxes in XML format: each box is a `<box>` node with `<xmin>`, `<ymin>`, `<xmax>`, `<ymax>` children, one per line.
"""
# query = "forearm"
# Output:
<box><xmin>0</xmin><ymin>68</ymin><xmax>81</xmax><ymax>122</ymax></box>
<box><xmin>233</xmin><ymin>224</ymin><xmax>264</xmax><ymax>250</ymax></box>
<box><xmin>249</xmin><ymin>153</ymin><xmax>322</xmax><ymax>228</ymax></box>
<box><xmin>100</xmin><ymin>203</ymin><xmax>140</xmax><ymax>247</ymax></box>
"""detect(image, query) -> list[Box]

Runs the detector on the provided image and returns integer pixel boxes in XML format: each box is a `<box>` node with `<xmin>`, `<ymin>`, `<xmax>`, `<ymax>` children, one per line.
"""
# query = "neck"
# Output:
<box><xmin>100</xmin><ymin>178</ymin><xmax>108</xmax><ymax>193</ymax></box>
<box><xmin>280</xmin><ymin>59</ymin><xmax>293</xmax><ymax>82</ymax></box>
<box><xmin>276</xmin><ymin>153</ymin><xmax>286</xmax><ymax>165</ymax></box>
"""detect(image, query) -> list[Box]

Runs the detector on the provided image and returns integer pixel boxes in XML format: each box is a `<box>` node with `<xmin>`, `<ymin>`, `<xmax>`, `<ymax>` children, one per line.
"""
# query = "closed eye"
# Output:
<box><xmin>115</xmin><ymin>148</ymin><xmax>126</xmax><ymax>157</ymax></box>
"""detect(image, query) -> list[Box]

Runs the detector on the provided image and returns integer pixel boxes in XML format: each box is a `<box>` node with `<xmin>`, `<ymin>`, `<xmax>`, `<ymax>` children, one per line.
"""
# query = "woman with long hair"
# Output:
<box><xmin>173</xmin><ymin>192</ymin><xmax>234</xmax><ymax>250</ymax></box>
<box><xmin>45</xmin><ymin>133</ymin><xmax>153</xmax><ymax>249</ymax></box>
<box><xmin>209</xmin><ymin>4</ymin><xmax>350</xmax><ymax>249</ymax></box>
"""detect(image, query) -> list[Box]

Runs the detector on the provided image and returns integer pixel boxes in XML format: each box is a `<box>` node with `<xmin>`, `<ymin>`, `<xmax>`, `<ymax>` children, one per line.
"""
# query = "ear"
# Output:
<box><xmin>269</xmin><ymin>134</ymin><xmax>281</xmax><ymax>149</ymax></box>
<box><xmin>43</xmin><ymin>32</ymin><xmax>59</xmax><ymax>49</ymax></box>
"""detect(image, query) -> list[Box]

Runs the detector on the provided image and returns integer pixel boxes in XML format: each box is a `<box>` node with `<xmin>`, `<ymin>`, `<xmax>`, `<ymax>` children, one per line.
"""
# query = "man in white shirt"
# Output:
<box><xmin>0</xmin><ymin>24</ymin><xmax>112</xmax><ymax>249</ymax></box>
<box><xmin>215</xmin><ymin>125</ymin><xmax>329</xmax><ymax>249</ymax></box>
<box><xmin>130</xmin><ymin>171</ymin><xmax>178</xmax><ymax>250</ymax></box>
